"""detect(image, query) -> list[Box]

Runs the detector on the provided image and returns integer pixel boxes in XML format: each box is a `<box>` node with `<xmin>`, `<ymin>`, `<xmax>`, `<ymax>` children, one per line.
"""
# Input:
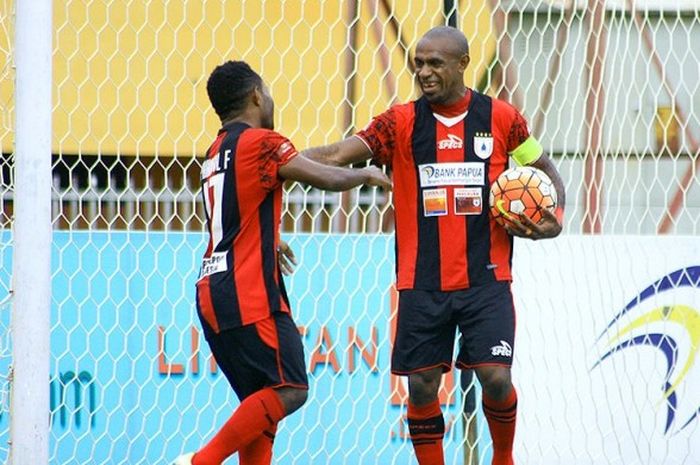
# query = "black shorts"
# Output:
<box><xmin>391</xmin><ymin>281</ymin><xmax>515</xmax><ymax>375</ymax></box>
<box><xmin>204</xmin><ymin>312</ymin><xmax>309</xmax><ymax>400</ymax></box>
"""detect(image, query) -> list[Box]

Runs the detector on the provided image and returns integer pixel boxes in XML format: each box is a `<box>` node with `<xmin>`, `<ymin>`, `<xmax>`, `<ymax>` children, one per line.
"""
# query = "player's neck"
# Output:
<box><xmin>430</xmin><ymin>88</ymin><xmax>471</xmax><ymax>117</ymax></box>
<box><xmin>221</xmin><ymin>110</ymin><xmax>262</xmax><ymax>129</ymax></box>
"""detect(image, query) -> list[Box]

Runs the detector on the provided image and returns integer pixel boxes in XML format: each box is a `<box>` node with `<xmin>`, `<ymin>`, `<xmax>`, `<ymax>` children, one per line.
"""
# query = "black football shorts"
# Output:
<box><xmin>204</xmin><ymin>311</ymin><xmax>309</xmax><ymax>400</ymax></box>
<box><xmin>391</xmin><ymin>281</ymin><xmax>516</xmax><ymax>374</ymax></box>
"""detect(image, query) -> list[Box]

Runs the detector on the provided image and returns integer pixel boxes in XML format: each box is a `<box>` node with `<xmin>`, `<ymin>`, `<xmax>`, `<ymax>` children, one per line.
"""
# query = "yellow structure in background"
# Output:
<box><xmin>0</xmin><ymin>1</ymin><xmax>495</xmax><ymax>157</ymax></box>
<box><xmin>0</xmin><ymin>2</ymin><xmax>13</xmax><ymax>154</ymax></box>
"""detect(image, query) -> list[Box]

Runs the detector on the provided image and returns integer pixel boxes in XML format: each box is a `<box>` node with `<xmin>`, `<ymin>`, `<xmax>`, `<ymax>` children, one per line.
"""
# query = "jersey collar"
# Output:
<box><xmin>429</xmin><ymin>89</ymin><xmax>472</xmax><ymax>117</ymax></box>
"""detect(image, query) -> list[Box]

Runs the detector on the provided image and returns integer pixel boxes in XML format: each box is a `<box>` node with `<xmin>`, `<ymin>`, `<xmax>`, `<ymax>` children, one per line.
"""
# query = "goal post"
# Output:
<box><xmin>10</xmin><ymin>0</ymin><xmax>52</xmax><ymax>464</ymax></box>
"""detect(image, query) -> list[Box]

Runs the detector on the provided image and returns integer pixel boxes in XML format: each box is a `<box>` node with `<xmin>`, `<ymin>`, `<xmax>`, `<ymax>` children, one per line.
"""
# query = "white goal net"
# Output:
<box><xmin>1</xmin><ymin>1</ymin><xmax>699</xmax><ymax>464</ymax></box>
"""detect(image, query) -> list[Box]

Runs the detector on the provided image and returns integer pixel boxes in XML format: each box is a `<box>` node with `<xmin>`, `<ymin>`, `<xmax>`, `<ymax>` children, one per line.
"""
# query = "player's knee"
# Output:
<box><xmin>408</xmin><ymin>369</ymin><xmax>441</xmax><ymax>404</ymax></box>
<box><xmin>477</xmin><ymin>367</ymin><xmax>512</xmax><ymax>400</ymax></box>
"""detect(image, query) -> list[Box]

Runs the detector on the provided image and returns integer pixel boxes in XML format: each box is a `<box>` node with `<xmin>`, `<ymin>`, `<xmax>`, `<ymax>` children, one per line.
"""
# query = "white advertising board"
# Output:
<box><xmin>512</xmin><ymin>236</ymin><xmax>700</xmax><ymax>464</ymax></box>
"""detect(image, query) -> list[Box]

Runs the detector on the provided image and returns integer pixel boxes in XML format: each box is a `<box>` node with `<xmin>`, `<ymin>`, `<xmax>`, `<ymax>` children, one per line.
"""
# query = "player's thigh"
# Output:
<box><xmin>454</xmin><ymin>281</ymin><xmax>516</xmax><ymax>368</ymax></box>
<box><xmin>270</xmin><ymin>312</ymin><xmax>308</xmax><ymax>392</ymax></box>
<box><xmin>391</xmin><ymin>289</ymin><xmax>455</xmax><ymax>374</ymax></box>
<box><xmin>205</xmin><ymin>312</ymin><xmax>308</xmax><ymax>400</ymax></box>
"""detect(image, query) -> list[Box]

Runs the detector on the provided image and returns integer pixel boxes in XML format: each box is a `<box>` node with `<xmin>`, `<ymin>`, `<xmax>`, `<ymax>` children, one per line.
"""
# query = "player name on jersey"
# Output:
<box><xmin>201</xmin><ymin>149</ymin><xmax>232</xmax><ymax>179</ymax></box>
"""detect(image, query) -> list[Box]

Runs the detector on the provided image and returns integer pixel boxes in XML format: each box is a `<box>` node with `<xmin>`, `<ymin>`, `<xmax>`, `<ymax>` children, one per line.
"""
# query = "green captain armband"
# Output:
<box><xmin>509</xmin><ymin>136</ymin><xmax>543</xmax><ymax>166</ymax></box>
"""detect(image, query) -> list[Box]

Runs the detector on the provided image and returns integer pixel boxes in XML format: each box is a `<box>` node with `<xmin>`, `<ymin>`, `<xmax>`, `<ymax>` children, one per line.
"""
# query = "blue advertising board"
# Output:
<box><xmin>0</xmin><ymin>231</ymin><xmax>476</xmax><ymax>465</ymax></box>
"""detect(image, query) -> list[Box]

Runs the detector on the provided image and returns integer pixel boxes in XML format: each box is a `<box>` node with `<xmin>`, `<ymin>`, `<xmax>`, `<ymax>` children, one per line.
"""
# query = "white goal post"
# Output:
<box><xmin>9</xmin><ymin>1</ymin><xmax>52</xmax><ymax>464</ymax></box>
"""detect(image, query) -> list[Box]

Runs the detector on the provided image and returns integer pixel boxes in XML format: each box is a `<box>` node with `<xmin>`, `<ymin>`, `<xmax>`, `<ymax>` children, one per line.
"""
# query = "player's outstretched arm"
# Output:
<box><xmin>300</xmin><ymin>136</ymin><xmax>373</xmax><ymax>167</ymax></box>
<box><xmin>279</xmin><ymin>153</ymin><xmax>391</xmax><ymax>192</ymax></box>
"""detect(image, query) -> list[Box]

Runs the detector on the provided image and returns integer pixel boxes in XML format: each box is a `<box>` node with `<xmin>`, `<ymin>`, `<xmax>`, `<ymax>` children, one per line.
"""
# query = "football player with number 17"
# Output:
<box><xmin>174</xmin><ymin>60</ymin><xmax>391</xmax><ymax>465</ymax></box>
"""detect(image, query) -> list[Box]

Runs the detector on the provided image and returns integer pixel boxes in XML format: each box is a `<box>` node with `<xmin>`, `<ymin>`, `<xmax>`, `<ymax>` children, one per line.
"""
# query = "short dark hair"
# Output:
<box><xmin>422</xmin><ymin>26</ymin><xmax>469</xmax><ymax>57</ymax></box>
<box><xmin>206</xmin><ymin>60</ymin><xmax>263</xmax><ymax>120</ymax></box>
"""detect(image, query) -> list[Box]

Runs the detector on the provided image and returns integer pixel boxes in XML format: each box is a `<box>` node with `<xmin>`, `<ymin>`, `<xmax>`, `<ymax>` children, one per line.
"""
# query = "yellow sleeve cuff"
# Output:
<box><xmin>509</xmin><ymin>136</ymin><xmax>543</xmax><ymax>166</ymax></box>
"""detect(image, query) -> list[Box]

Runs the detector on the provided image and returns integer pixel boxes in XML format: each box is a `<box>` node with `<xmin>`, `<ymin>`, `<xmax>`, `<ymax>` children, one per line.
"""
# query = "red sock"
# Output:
<box><xmin>239</xmin><ymin>424</ymin><xmax>277</xmax><ymax>465</ymax></box>
<box><xmin>193</xmin><ymin>388</ymin><xmax>286</xmax><ymax>465</ymax></box>
<box><xmin>407</xmin><ymin>400</ymin><xmax>445</xmax><ymax>465</ymax></box>
<box><xmin>482</xmin><ymin>387</ymin><xmax>517</xmax><ymax>465</ymax></box>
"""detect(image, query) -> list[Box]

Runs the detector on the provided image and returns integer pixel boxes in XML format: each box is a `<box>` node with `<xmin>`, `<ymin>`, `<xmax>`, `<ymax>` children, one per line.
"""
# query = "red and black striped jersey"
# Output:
<box><xmin>195</xmin><ymin>122</ymin><xmax>298</xmax><ymax>333</ymax></box>
<box><xmin>356</xmin><ymin>90</ymin><xmax>535</xmax><ymax>291</ymax></box>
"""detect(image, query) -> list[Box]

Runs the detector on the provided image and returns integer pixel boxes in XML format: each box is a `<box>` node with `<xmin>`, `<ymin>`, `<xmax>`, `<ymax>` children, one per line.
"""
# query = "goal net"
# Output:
<box><xmin>1</xmin><ymin>1</ymin><xmax>699</xmax><ymax>464</ymax></box>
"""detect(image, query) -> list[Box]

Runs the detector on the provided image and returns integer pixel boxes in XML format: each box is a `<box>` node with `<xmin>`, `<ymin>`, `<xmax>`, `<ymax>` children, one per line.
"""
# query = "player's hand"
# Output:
<box><xmin>277</xmin><ymin>240</ymin><xmax>297</xmax><ymax>275</ymax></box>
<box><xmin>363</xmin><ymin>166</ymin><xmax>392</xmax><ymax>190</ymax></box>
<box><xmin>504</xmin><ymin>208</ymin><xmax>562</xmax><ymax>240</ymax></box>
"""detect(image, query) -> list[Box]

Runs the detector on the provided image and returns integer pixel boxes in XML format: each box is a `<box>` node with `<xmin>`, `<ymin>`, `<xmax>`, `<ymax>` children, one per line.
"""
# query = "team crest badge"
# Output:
<box><xmin>474</xmin><ymin>132</ymin><xmax>494</xmax><ymax>159</ymax></box>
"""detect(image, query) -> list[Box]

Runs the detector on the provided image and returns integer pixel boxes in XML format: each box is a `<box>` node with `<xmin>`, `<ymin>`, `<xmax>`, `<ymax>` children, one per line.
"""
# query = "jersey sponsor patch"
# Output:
<box><xmin>199</xmin><ymin>252</ymin><xmax>228</xmax><ymax>279</ymax></box>
<box><xmin>418</xmin><ymin>162</ymin><xmax>485</xmax><ymax>187</ymax></box>
<box><xmin>454</xmin><ymin>187</ymin><xmax>483</xmax><ymax>215</ymax></box>
<box><xmin>422</xmin><ymin>188</ymin><xmax>448</xmax><ymax>217</ymax></box>
<box><xmin>474</xmin><ymin>132</ymin><xmax>494</xmax><ymax>160</ymax></box>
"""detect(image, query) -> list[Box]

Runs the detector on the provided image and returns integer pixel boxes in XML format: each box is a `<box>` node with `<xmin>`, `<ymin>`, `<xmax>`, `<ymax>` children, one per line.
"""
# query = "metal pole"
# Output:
<box><xmin>10</xmin><ymin>0</ymin><xmax>53</xmax><ymax>464</ymax></box>
<box><xmin>341</xmin><ymin>0</ymin><xmax>359</xmax><ymax>141</ymax></box>
<box><xmin>379</xmin><ymin>0</ymin><xmax>417</xmax><ymax>78</ymax></box>
<box><xmin>368</xmin><ymin>0</ymin><xmax>398</xmax><ymax>105</ymax></box>
<box><xmin>488</xmin><ymin>0</ymin><xmax>525</xmax><ymax>109</ymax></box>
<box><xmin>532</xmin><ymin>4</ymin><xmax>575</xmax><ymax>138</ymax></box>
<box><xmin>444</xmin><ymin>0</ymin><xmax>458</xmax><ymax>27</ymax></box>
<box><xmin>622</xmin><ymin>0</ymin><xmax>700</xmax><ymax>233</ymax></box>
<box><xmin>583</xmin><ymin>0</ymin><xmax>607</xmax><ymax>234</ymax></box>
<box><xmin>336</xmin><ymin>0</ymin><xmax>360</xmax><ymax>233</ymax></box>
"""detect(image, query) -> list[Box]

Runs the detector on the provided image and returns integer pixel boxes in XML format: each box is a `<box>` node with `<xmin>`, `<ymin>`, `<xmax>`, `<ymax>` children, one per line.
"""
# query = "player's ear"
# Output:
<box><xmin>250</xmin><ymin>86</ymin><xmax>263</xmax><ymax>108</ymax></box>
<box><xmin>459</xmin><ymin>53</ymin><xmax>470</xmax><ymax>72</ymax></box>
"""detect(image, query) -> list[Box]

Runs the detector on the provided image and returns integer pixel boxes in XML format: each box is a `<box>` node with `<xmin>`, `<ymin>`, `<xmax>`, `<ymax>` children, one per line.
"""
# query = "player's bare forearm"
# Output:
<box><xmin>301</xmin><ymin>142</ymin><xmax>346</xmax><ymax>166</ymax></box>
<box><xmin>279</xmin><ymin>155</ymin><xmax>391</xmax><ymax>192</ymax></box>
<box><xmin>313</xmin><ymin>166</ymin><xmax>391</xmax><ymax>192</ymax></box>
<box><xmin>300</xmin><ymin>136</ymin><xmax>373</xmax><ymax>167</ymax></box>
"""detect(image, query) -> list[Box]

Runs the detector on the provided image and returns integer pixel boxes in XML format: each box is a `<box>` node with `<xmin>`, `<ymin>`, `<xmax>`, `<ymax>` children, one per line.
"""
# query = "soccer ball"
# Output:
<box><xmin>489</xmin><ymin>166</ymin><xmax>557</xmax><ymax>227</ymax></box>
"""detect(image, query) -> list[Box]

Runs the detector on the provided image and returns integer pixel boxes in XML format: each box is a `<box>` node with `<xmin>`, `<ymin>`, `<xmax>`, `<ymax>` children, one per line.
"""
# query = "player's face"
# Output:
<box><xmin>259</xmin><ymin>83</ymin><xmax>275</xmax><ymax>130</ymax></box>
<box><xmin>414</xmin><ymin>36</ymin><xmax>467</xmax><ymax>105</ymax></box>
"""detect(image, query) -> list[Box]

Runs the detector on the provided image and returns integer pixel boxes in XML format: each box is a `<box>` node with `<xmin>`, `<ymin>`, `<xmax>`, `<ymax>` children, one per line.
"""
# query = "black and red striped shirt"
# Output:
<box><xmin>356</xmin><ymin>90</ymin><xmax>532</xmax><ymax>291</ymax></box>
<box><xmin>195</xmin><ymin>122</ymin><xmax>298</xmax><ymax>333</ymax></box>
